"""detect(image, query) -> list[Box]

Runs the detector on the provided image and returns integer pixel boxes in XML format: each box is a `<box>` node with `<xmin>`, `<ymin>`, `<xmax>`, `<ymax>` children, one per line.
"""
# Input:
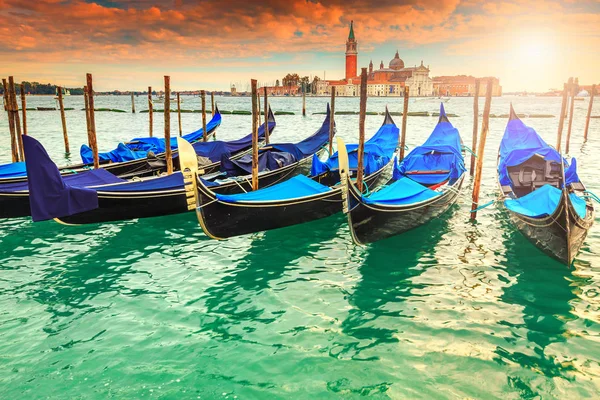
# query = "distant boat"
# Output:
<box><xmin>53</xmin><ymin>87</ymin><xmax>70</xmax><ymax>99</ymax></box>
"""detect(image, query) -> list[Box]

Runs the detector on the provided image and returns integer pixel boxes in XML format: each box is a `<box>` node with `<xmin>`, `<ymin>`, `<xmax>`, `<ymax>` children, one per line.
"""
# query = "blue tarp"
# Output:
<box><xmin>23</xmin><ymin>136</ymin><xmax>99</xmax><ymax>222</ymax></box>
<box><xmin>0</xmin><ymin>168</ymin><xmax>124</xmax><ymax>193</ymax></box>
<box><xmin>505</xmin><ymin>184</ymin><xmax>587</xmax><ymax>218</ymax></box>
<box><xmin>396</xmin><ymin>103</ymin><xmax>465</xmax><ymax>185</ymax></box>
<box><xmin>498</xmin><ymin>108</ymin><xmax>580</xmax><ymax>186</ymax></box>
<box><xmin>222</xmin><ymin>105</ymin><xmax>332</xmax><ymax>177</ymax></box>
<box><xmin>310</xmin><ymin>110</ymin><xmax>399</xmax><ymax>176</ymax></box>
<box><xmin>363</xmin><ymin>176</ymin><xmax>440</xmax><ymax>205</ymax></box>
<box><xmin>98</xmin><ymin>173</ymin><xmax>184</xmax><ymax>192</ymax></box>
<box><xmin>215</xmin><ymin>174</ymin><xmax>331</xmax><ymax>203</ymax></box>
<box><xmin>80</xmin><ymin>109</ymin><xmax>223</xmax><ymax>164</ymax></box>
<box><xmin>0</xmin><ymin>162</ymin><xmax>27</xmax><ymax>179</ymax></box>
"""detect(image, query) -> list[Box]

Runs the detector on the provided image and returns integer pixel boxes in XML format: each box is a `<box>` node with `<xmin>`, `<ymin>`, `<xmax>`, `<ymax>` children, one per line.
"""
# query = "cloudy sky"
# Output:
<box><xmin>1</xmin><ymin>0</ymin><xmax>598</xmax><ymax>91</ymax></box>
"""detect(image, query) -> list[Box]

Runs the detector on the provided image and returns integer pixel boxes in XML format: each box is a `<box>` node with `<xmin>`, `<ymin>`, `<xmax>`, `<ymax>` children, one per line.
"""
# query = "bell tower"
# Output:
<box><xmin>345</xmin><ymin>20</ymin><xmax>357</xmax><ymax>80</ymax></box>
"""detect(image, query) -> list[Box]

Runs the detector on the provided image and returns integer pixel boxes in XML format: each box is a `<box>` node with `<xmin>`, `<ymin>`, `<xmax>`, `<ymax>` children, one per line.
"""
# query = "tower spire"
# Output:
<box><xmin>348</xmin><ymin>20</ymin><xmax>355</xmax><ymax>40</ymax></box>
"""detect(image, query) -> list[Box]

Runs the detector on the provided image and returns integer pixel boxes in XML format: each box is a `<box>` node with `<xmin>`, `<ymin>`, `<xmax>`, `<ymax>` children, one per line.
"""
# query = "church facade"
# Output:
<box><xmin>316</xmin><ymin>21</ymin><xmax>434</xmax><ymax>97</ymax></box>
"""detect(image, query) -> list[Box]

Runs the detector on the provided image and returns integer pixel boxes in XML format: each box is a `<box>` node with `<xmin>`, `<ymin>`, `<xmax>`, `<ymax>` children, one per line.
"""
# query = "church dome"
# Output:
<box><xmin>389</xmin><ymin>50</ymin><xmax>404</xmax><ymax>70</ymax></box>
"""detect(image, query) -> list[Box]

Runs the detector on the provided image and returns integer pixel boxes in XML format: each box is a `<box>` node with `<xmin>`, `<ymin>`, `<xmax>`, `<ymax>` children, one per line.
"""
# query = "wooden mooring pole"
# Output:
<box><xmin>211</xmin><ymin>92</ymin><xmax>215</xmax><ymax>115</ymax></box>
<box><xmin>556</xmin><ymin>80</ymin><xmax>570</xmax><ymax>152</ymax></box>
<box><xmin>201</xmin><ymin>90</ymin><xmax>207</xmax><ymax>142</ymax></box>
<box><xmin>565</xmin><ymin>77</ymin><xmax>577</xmax><ymax>153</ymax></box>
<box><xmin>470</xmin><ymin>79</ymin><xmax>480</xmax><ymax>176</ymax></box>
<box><xmin>470</xmin><ymin>78</ymin><xmax>493</xmax><ymax>221</ymax></box>
<box><xmin>3</xmin><ymin>78</ymin><xmax>18</xmax><ymax>162</ymax></box>
<box><xmin>8</xmin><ymin>77</ymin><xmax>24</xmax><ymax>161</ymax></box>
<box><xmin>83</xmin><ymin>86</ymin><xmax>92</xmax><ymax>151</ymax></box>
<box><xmin>328</xmin><ymin>86</ymin><xmax>335</xmax><ymax>155</ymax></box>
<box><xmin>164</xmin><ymin>76</ymin><xmax>173</xmax><ymax>174</ymax></box>
<box><xmin>131</xmin><ymin>92</ymin><xmax>136</xmax><ymax>113</ymax></box>
<box><xmin>20</xmin><ymin>84</ymin><xmax>27</xmax><ymax>136</ymax></box>
<box><xmin>264</xmin><ymin>87</ymin><xmax>270</xmax><ymax>145</ymax></box>
<box><xmin>177</xmin><ymin>92</ymin><xmax>182</xmax><ymax>137</ymax></box>
<box><xmin>86</xmin><ymin>74</ymin><xmax>100</xmax><ymax>169</ymax></box>
<box><xmin>584</xmin><ymin>84</ymin><xmax>596</xmax><ymax>142</ymax></box>
<box><xmin>251</xmin><ymin>79</ymin><xmax>259</xmax><ymax>191</ymax></box>
<box><xmin>356</xmin><ymin>68</ymin><xmax>368</xmax><ymax>192</ymax></box>
<box><xmin>147</xmin><ymin>86</ymin><xmax>153</xmax><ymax>137</ymax></box>
<box><xmin>257</xmin><ymin>90</ymin><xmax>262</xmax><ymax>126</ymax></box>
<box><xmin>302</xmin><ymin>83</ymin><xmax>306</xmax><ymax>117</ymax></box>
<box><xmin>57</xmin><ymin>85</ymin><xmax>69</xmax><ymax>154</ymax></box>
<box><xmin>399</xmin><ymin>85</ymin><xmax>409</xmax><ymax>161</ymax></box>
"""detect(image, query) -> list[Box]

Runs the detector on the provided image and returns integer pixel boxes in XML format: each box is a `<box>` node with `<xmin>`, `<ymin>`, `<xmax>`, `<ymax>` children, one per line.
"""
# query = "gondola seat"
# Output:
<box><xmin>505</xmin><ymin>183</ymin><xmax>587</xmax><ymax>218</ymax></box>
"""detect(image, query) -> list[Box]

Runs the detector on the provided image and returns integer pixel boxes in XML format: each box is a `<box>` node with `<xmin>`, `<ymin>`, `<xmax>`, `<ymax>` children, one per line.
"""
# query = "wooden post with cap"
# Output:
<box><xmin>302</xmin><ymin>82</ymin><xmax>306</xmax><ymax>116</ymax></box>
<box><xmin>584</xmin><ymin>84</ymin><xmax>596</xmax><ymax>142</ymax></box>
<box><xmin>251</xmin><ymin>79</ymin><xmax>259</xmax><ymax>191</ymax></box>
<box><xmin>20</xmin><ymin>83</ymin><xmax>27</xmax><ymax>136</ymax></box>
<box><xmin>164</xmin><ymin>76</ymin><xmax>173</xmax><ymax>174</ymax></box>
<box><xmin>399</xmin><ymin>85</ymin><xmax>409</xmax><ymax>161</ymax></box>
<box><xmin>565</xmin><ymin>77</ymin><xmax>577</xmax><ymax>153</ymax></box>
<box><xmin>86</xmin><ymin>74</ymin><xmax>100</xmax><ymax>169</ymax></box>
<box><xmin>57</xmin><ymin>85</ymin><xmax>69</xmax><ymax>154</ymax></box>
<box><xmin>328</xmin><ymin>86</ymin><xmax>335</xmax><ymax>155</ymax></box>
<box><xmin>131</xmin><ymin>92</ymin><xmax>135</xmax><ymax>113</ymax></box>
<box><xmin>470</xmin><ymin>78</ymin><xmax>493</xmax><ymax>221</ymax></box>
<box><xmin>257</xmin><ymin>90</ymin><xmax>262</xmax><ymax>126</ymax></box>
<box><xmin>3</xmin><ymin>78</ymin><xmax>18</xmax><ymax>162</ymax></box>
<box><xmin>8</xmin><ymin>77</ymin><xmax>24</xmax><ymax>161</ymax></box>
<box><xmin>264</xmin><ymin>87</ymin><xmax>270</xmax><ymax>145</ymax></box>
<box><xmin>147</xmin><ymin>86</ymin><xmax>153</xmax><ymax>137</ymax></box>
<box><xmin>356</xmin><ymin>68</ymin><xmax>368</xmax><ymax>192</ymax></box>
<box><xmin>211</xmin><ymin>91</ymin><xmax>215</xmax><ymax>115</ymax></box>
<box><xmin>201</xmin><ymin>90</ymin><xmax>207</xmax><ymax>142</ymax></box>
<box><xmin>470</xmin><ymin>79</ymin><xmax>480</xmax><ymax>176</ymax></box>
<box><xmin>177</xmin><ymin>92</ymin><xmax>182</xmax><ymax>137</ymax></box>
<box><xmin>556</xmin><ymin>79</ymin><xmax>570</xmax><ymax>152</ymax></box>
<box><xmin>83</xmin><ymin>86</ymin><xmax>92</xmax><ymax>152</ymax></box>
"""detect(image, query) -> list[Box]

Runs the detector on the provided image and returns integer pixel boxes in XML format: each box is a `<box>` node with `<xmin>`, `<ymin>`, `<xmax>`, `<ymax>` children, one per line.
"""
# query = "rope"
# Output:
<box><xmin>469</xmin><ymin>200</ymin><xmax>495</xmax><ymax>213</ymax></box>
<box><xmin>462</xmin><ymin>146</ymin><xmax>477</xmax><ymax>157</ymax></box>
<box><xmin>583</xmin><ymin>191</ymin><xmax>600</xmax><ymax>204</ymax></box>
<box><xmin>233</xmin><ymin>179</ymin><xmax>248</xmax><ymax>193</ymax></box>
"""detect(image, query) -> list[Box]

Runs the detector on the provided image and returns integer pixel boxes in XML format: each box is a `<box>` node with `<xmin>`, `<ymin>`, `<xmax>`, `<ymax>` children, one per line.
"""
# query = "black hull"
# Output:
<box><xmin>57</xmin><ymin>188</ymin><xmax>188</xmax><ymax>225</ymax></box>
<box><xmin>196</xmin><ymin>161</ymin><xmax>392</xmax><ymax>239</ymax></box>
<box><xmin>503</xmin><ymin>189</ymin><xmax>594</xmax><ymax>264</ymax></box>
<box><xmin>347</xmin><ymin>175</ymin><xmax>464</xmax><ymax>244</ymax></box>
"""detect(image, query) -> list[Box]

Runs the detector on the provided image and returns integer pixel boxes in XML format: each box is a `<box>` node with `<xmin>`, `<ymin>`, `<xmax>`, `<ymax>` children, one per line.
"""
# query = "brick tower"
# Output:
<box><xmin>345</xmin><ymin>20</ymin><xmax>357</xmax><ymax>81</ymax></box>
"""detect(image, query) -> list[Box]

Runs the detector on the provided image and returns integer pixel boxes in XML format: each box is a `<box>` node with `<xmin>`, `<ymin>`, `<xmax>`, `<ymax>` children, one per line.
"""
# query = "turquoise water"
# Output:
<box><xmin>1</xmin><ymin>95</ymin><xmax>599</xmax><ymax>398</ymax></box>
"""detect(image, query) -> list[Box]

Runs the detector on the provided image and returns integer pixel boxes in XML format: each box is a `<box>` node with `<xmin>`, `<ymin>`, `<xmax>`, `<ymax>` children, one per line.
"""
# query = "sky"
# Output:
<box><xmin>0</xmin><ymin>0</ymin><xmax>599</xmax><ymax>92</ymax></box>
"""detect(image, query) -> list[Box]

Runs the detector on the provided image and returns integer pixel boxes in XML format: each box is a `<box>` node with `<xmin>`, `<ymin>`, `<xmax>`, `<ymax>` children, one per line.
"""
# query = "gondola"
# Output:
<box><xmin>191</xmin><ymin>109</ymin><xmax>399</xmax><ymax>239</ymax></box>
<box><xmin>0</xmin><ymin>106</ymin><xmax>227</xmax><ymax>184</ymax></box>
<box><xmin>13</xmin><ymin>108</ymin><xmax>327</xmax><ymax>224</ymax></box>
<box><xmin>0</xmin><ymin>109</ymin><xmax>276</xmax><ymax>219</ymax></box>
<box><xmin>198</xmin><ymin>104</ymin><xmax>334</xmax><ymax>195</ymax></box>
<box><xmin>497</xmin><ymin>105</ymin><xmax>594</xmax><ymax>264</ymax></box>
<box><xmin>339</xmin><ymin>104</ymin><xmax>466</xmax><ymax>244</ymax></box>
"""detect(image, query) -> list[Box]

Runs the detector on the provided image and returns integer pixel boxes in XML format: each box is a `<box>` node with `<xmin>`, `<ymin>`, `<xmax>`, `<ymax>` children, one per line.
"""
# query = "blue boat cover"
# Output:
<box><xmin>396</xmin><ymin>103</ymin><xmax>465</xmax><ymax>185</ymax></box>
<box><xmin>80</xmin><ymin>109</ymin><xmax>223</xmax><ymax>164</ymax></box>
<box><xmin>504</xmin><ymin>184</ymin><xmax>587</xmax><ymax>219</ymax></box>
<box><xmin>363</xmin><ymin>176</ymin><xmax>440</xmax><ymax>206</ymax></box>
<box><xmin>310</xmin><ymin>110</ymin><xmax>399</xmax><ymax>176</ymax></box>
<box><xmin>98</xmin><ymin>172</ymin><xmax>184</xmax><ymax>192</ymax></box>
<box><xmin>222</xmin><ymin>105</ymin><xmax>331</xmax><ymax>177</ymax></box>
<box><xmin>0</xmin><ymin>168</ymin><xmax>124</xmax><ymax>193</ymax></box>
<box><xmin>23</xmin><ymin>136</ymin><xmax>99</xmax><ymax>222</ymax></box>
<box><xmin>215</xmin><ymin>174</ymin><xmax>330</xmax><ymax>203</ymax></box>
<box><xmin>0</xmin><ymin>162</ymin><xmax>27</xmax><ymax>178</ymax></box>
<box><xmin>498</xmin><ymin>108</ymin><xmax>580</xmax><ymax>186</ymax></box>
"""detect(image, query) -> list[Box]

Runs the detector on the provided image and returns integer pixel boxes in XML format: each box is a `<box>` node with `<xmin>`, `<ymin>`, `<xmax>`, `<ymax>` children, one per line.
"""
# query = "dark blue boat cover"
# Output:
<box><xmin>310</xmin><ymin>110</ymin><xmax>398</xmax><ymax>176</ymax></box>
<box><xmin>0</xmin><ymin>162</ymin><xmax>27</xmax><ymax>178</ymax></box>
<box><xmin>222</xmin><ymin>105</ymin><xmax>331</xmax><ymax>176</ymax></box>
<box><xmin>363</xmin><ymin>176</ymin><xmax>440</xmax><ymax>205</ymax></box>
<box><xmin>184</xmin><ymin>113</ymin><xmax>277</xmax><ymax>164</ymax></box>
<box><xmin>98</xmin><ymin>172</ymin><xmax>184</xmax><ymax>192</ymax></box>
<box><xmin>80</xmin><ymin>109</ymin><xmax>223</xmax><ymax>164</ymax></box>
<box><xmin>215</xmin><ymin>174</ymin><xmax>331</xmax><ymax>203</ymax></box>
<box><xmin>505</xmin><ymin>184</ymin><xmax>587</xmax><ymax>218</ymax></box>
<box><xmin>498</xmin><ymin>108</ymin><xmax>580</xmax><ymax>186</ymax></box>
<box><xmin>23</xmin><ymin>136</ymin><xmax>100</xmax><ymax>222</ymax></box>
<box><xmin>0</xmin><ymin>167</ymin><xmax>124</xmax><ymax>193</ymax></box>
<box><xmin>396</xmin><ymin>104</ymin><xmax>465</xmax><ymax>185</ymax></box>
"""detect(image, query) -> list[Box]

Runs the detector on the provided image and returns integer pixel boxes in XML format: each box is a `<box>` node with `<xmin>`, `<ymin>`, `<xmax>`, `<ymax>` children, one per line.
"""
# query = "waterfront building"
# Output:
<box><xmin>316</xmin><ymin>21</ymin><xmax>433</xmax><ymax>97</ymax></box>
<box><xmin>432</xmin><ymin>75</ymin><xmax>502</xmax><ymax>97</ymax></box>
